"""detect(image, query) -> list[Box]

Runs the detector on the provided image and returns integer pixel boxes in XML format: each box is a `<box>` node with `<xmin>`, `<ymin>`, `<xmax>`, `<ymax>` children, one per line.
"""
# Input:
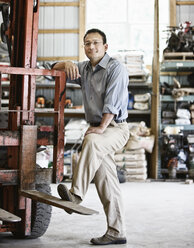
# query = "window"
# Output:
<box><xmin>86</xmin><ymin>0</ymin><xmax>169</xmax><ymax>65</ymax></box>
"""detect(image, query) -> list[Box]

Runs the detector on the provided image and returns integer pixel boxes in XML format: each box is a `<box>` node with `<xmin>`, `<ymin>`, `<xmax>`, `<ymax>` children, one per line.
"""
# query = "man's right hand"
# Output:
<box><xmin>53</xmin><ymin>61</ymin><xmax>81</xmax><ymax>80</ymax></box>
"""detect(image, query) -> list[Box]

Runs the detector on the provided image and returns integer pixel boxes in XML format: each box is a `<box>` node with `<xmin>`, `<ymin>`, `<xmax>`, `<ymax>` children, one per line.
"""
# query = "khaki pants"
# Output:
<box><xmin>70</xmin><ymin>121</ymin><xmax>129</xmax><ymax>238</ymax></box>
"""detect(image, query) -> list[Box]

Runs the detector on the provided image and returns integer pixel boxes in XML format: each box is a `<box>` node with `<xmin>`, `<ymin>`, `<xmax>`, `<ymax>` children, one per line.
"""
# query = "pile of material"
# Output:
<box><xmin>175</xmin><ymin>108</ymin><xmax>191</xmax><ymax>125</ymax></box>
<box><xmin>125</xmin><ymin>50</ymin><xmax>147</xmax><ymax>76</ymax></box>
<box><xmin>133</xmin><ymin>93</ymin><xmax>151</xmax><ymax>111</ymax></box>
<box><xmin>115</xmin><ymin>148</ymin><xmax>147</xmax><ymax>181</ymax></box>
<box><xmin>112</xmin><ymin>50</ymin><xmax>149</xmax><ymax>79</ymax></box>
<box><xmin>162</xmin><ymin>106</ymin><xmax>193</xmax><ymax>125</ymax></box>
<box><xmin>115</xmin><ymin>122</ymin><xmax>155</xmax><ymax>181</ymax></box>
<box><xmin>65</xmin><ymin>118</ymin><xmax>89</xmax><ymax>144</ymax></box>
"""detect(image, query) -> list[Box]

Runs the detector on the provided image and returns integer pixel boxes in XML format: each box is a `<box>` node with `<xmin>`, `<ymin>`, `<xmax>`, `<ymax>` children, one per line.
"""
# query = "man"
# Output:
<box><xmin>53</xmin><ymin>28</ymin><xmax>129</xmax><ymax>245</ymax></box>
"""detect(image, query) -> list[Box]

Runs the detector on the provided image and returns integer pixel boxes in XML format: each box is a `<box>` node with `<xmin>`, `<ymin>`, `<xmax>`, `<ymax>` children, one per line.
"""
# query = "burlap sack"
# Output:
<box><xmin>125</xmin><ymin>134</ymin><xmax>155</xmax><ymax>153</ymax></box>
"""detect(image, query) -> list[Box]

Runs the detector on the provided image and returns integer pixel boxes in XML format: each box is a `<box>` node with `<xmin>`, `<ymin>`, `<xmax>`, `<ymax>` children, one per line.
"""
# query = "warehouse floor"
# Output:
<box><xmin>0</xmin><ymin>181</ymin><xmax>194</xmax><ymax>248</ymax></box>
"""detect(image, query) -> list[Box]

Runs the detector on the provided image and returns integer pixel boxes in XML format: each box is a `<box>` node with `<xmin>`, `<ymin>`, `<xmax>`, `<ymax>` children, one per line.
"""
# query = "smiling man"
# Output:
<box><xmin>53</xmin><ymin>28</ymin><xmax>129</xmax><ymax>245</ymax></box>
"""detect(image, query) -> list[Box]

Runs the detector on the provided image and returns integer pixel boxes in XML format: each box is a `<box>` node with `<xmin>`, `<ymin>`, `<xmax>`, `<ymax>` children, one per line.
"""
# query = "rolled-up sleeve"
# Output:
<box><xmin>102</xmin><ymin>62</ymin><xmax>129</xmax><ymax>118</ymax></box>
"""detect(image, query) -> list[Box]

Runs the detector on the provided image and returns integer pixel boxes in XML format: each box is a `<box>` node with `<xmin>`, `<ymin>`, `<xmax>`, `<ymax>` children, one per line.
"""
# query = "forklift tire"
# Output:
<box><xmin>12</xmin><ymin>184</ymin><xmax>52</xmax><ymax>239</ymax></box>
<box><xmin>30</xmin><ymin>184</ymin><xmax>52</xmax><ymax>238</ymax></box>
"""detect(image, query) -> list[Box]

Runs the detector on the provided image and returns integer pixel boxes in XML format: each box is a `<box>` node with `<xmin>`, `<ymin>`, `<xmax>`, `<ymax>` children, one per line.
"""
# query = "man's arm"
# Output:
<box><xmin>85</xmin><ymin>113</ymin><xmax>114</xmax><ymax>135</ymax></box>
<box><xmin>53</xmin><ymin>61</ymin><xmax>80</xmax><ymax>80</ymax></box>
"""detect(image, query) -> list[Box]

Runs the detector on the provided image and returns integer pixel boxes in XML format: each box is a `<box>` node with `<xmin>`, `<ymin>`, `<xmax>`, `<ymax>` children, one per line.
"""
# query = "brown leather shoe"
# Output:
<box><xmin>57</xmin><ymin>184</ymin><xmax>81</xmax><ymax>214</ymax></box>
<box><xmin>90</xmin><ymin>234</ymin><xmax>127</xmax><ymax>245</ymax></box>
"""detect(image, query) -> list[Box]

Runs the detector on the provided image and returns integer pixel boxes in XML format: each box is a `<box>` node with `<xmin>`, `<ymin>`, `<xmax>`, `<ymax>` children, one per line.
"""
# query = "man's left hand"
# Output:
<box><xmin>85</xmin><ymin>126</ymin><xmax>105</xmax><ymax>136</ymax></box>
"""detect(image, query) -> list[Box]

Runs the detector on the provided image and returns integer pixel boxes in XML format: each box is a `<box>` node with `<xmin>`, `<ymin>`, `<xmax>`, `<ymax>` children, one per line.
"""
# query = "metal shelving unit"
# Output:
<box><xmin>161</xmin><ymin>61</ymin><xmax>194</xmax><ymax>72</ymax></box>
<box><xmin>161</xmin><ymin>95</ymin><xmax>194</xmax><ymax>102</ymax></box>
<box><xmin>128</xmin><ymin>79</ymin><xmax>152</xmax><ymax>127</ymax></box>
<box><xmin>159</xmin><ymin>59</ymin><xmax>194</xmax><ymax>178</ymax></box>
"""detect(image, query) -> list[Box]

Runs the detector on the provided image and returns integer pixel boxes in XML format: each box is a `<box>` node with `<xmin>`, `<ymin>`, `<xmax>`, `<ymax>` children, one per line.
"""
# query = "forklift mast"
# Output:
<box><xmin>0</xmin><ymin>0</ymin><xmax>97</xmax><ymax>238</ymax></box>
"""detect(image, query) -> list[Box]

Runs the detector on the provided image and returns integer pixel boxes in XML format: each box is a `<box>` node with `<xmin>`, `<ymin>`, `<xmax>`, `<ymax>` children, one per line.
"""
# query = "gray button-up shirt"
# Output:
<box><xmin>69</xmin><ymin>53</ymin><xmax>129</xmax><ymax>123</ymax></box>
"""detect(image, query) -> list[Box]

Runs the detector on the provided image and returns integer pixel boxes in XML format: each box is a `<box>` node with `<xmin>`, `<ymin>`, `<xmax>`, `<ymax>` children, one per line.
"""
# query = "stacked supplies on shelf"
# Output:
<box><xmin>133</xmin><ymin>93</ymin><xmax>151</xmax><ymax>111</ymax></box>
<box><xmin>125</xmin><ymin>50</ymin><xmax>147</xmax><ymax>77</ymax></box>
<box><xmin>175</xmin><ymin>108</ymin><xmax>191</xmax><ymax>125</ymax></box>
<box><xmin>162</xmin><ymin>106</ymin><xmax>193</xmax><ymax>125</ymax></box>
<box><xmin>162</xmin><ymin>111</ymin><xmax>176</xmax><ymax>124</ymax></box>
<box><xmin>65</xmin><ymin>118</ymin><xmax>89</xmax><ymax>144</ymax></box>
<box><xmin>115</xmin><ymin>122</ymin><xmax>155</xmax><ymax>181</ymax></box>
<box><xmin>112</xmin><ymin>50</ymin><xmax>149</xmax><ymax>81</ymax></box>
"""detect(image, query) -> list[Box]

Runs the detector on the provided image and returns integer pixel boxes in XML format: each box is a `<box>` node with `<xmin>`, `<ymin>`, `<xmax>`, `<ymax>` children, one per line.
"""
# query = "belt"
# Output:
<box><xmin>90</xmin><ymin>119</ymin><xmax>126</xmax><ymax>127</ymax></box>
<box><xmin>115</xmin><ymin>119</ymin><xmax>126</xmax><ymax>123</ymax></box>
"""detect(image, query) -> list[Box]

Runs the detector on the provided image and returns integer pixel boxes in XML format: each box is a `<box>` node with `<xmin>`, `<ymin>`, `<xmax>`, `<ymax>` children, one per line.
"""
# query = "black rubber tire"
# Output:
<box><xmin>30</xmin><ymin>184</ymin><xmax>52</xmax><ymax>239</ymax></box>
<box><xmin>12</xmin><ymin>184</ymin><xmax>52</xmax><ymax>239</ymax></box>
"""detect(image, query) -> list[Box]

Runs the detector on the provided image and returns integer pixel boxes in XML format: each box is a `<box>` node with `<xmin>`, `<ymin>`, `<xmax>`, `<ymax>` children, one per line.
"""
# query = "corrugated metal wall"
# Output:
<box><xmin>176</xmin><ymin>1</ymin><xmax>194</xmax><ymax>24</ymax></box>
<box><xmin>38</xmin><ymin>0</ymin><xmax>80</xmax><ymax>64</ymax></box>
<box><xmin>36</xmin><ymin>1</ymin><xmax>83</xmax><ymax>126</ymax></box>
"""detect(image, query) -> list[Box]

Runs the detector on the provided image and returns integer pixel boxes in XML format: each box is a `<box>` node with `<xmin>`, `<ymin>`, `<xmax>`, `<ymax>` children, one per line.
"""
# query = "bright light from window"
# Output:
<box><xmin>86</xmin><ymin>0</ymin><xmax>169</xmax><ymax>65</ymax></box>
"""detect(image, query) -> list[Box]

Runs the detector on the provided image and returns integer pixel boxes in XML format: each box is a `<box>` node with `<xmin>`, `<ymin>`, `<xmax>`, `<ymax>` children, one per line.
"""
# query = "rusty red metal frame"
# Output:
<box><xmin>0</xmin><ymin>66</ymin><xmax>66</xmax><ymax>184</ymax></box>
<box><xmin>0</xmin><ymin>66</ymin><xmax>66</xmax><ymax>236</ymax></box>
<box><xmin>0</xmin><ymin>1</ymin><xmax>10</xmax><ymax>3</ymax></box>
<box><xmin>0</xmin><ymin>0</ymin><xmax>66</xmax><ymax>236</ymax></box>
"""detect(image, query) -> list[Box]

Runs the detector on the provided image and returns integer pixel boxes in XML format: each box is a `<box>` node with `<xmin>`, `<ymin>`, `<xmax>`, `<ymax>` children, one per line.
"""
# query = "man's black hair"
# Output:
<box><xmin>83</xmin><ymin>28</ymin><xmax>107</xmax><ymax>44</ymax></box>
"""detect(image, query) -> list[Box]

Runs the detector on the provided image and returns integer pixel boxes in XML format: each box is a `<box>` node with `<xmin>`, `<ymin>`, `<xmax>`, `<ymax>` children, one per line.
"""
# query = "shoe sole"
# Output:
<box><xmin>57</xmin><ymin>184</ymin><xmax>73</xmax><ymax>214</ymax></box>
<box><xmin>90</xmin><ymin>238</ymin><xmax>127</xmax><ymax>245</ymax></box>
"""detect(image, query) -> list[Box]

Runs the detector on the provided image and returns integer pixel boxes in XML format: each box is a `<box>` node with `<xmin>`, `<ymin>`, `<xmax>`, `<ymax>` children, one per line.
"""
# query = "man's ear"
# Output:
<box><xmin>104</xmin><ymin>44</ymin><xmax>108</xmax><ymax>51</ymax></box>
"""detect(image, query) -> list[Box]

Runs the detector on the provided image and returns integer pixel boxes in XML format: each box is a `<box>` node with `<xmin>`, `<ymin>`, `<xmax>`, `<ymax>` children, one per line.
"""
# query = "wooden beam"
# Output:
<box><xmin>176</xmin><ymin>1</ymin><xmax>194</xmax><ymax>5</ymax></box>
<box><xmin>169</xmin><ymin>0</ymin><xmax>177</xmax><ymax>26</ymax></box>
<box><xmin>37</xmin><ymin>56</ymin><xmax>78</xmax><ymax>61</ymax></box>
<box><xmin>19</xmin><ymin>125</ymin><xmax>37</xmax><ymax>190</ymax></box>
<box><xmin>39</xmin><ymin>2</ymin><xmax>79</xmax><ymax>7</ymax></box>
<box><xmin>79</xmin><ymin>0</ymin><xmax>86</xmax><ymax>61</ymax></box>
<box><xmin>52</xmin><ymin>72</ymin><xmax>66</xmax><ymax>183</ymax></box>
<box><xmin>151</xmin><ymin>0</ymin><xmax>160</xmax><ymax>179</ymax></box>
<box><xmin>20</xmin><ymin>190</ymin><xmax>98</xmax><ymax>215</ymax></box>
<box><xmin>38</xmin><ymin>29</ymin><xmax>79</xmax><ymax>34</ymax></box>
<box><xmin>0</xmin><ymin>208</ymin><xmax>21</xmax><ymax>222</ymax></box>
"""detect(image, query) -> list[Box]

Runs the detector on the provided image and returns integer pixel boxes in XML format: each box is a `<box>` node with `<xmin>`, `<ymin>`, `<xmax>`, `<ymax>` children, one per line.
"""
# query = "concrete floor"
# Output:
<box><xmin>0</xmin><ymin>181</ymin><xmax>194</xmax><ymax>248</ymax></box>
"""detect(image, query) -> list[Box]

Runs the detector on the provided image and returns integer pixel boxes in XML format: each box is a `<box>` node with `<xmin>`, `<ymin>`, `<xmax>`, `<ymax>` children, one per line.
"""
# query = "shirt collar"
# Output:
<box><xmin>98</xmin><ymin>53</ymin><xmax>110</xmax><ymax>69</ymax></box>
<box><xmin>86</xmin><ymin>53</ymin><xmax>110</xmax><ymax>70</ymax></box>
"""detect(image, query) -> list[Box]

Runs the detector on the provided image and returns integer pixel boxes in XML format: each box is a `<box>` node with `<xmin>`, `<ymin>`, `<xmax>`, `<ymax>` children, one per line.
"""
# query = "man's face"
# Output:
<box><xmin>84</xmin><ymin>32</ymin><xmax>108</xmax><ymax>64</ymax></box>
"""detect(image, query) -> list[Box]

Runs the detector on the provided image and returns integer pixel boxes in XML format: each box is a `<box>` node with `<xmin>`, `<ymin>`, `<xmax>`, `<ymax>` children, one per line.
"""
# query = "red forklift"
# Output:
<box><xmin>0</xmin><ymin>0</ymin><xmax>97</xmax><ymax>238</ymax></box>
